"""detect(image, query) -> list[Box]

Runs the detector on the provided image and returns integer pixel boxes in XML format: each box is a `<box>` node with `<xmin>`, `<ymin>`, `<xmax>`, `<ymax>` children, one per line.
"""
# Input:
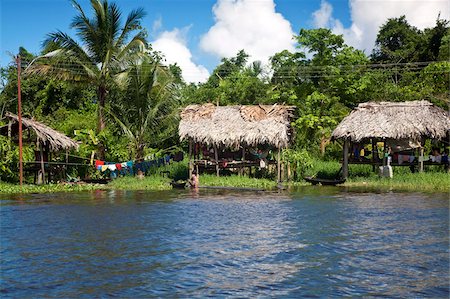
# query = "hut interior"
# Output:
<box><xmin>331</xmin><ymin>101</ymin><xmax>450</xmax><ymax>178</ymax></box>
<box><xmin>179</xmin><ymin>104</ymin><xmax>296</xmax><ymax>182</ymax></box>
<box><xmin>0</xmin><ymin>112</ymin><xmax>79</xmax><ymax>184</ymax></box>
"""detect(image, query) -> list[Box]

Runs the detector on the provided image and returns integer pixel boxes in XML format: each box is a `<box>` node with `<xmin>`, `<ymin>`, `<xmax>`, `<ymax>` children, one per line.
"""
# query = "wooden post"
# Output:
<box><xmin>188</xmin><ymin>139</ymin><xmax>193</xmax><ymax>178</ymax></box>
<box><xmin>277</xmin><ymin>148</ymin><xmax>281</xmax><ymax>183</ymax></box>
<box><xmin>419</xmin><ymin>146</ymin><xmax>424</xmax><ymax>172</ymax></box>
<box><xmin>40</xmin><ymin>143</ymin><xmax>45</xmax><ymax>184</ymax></box>
<box><xmin>214</xmin><ymin>144</ymin><xmax>219</xmax><ymax>177</ymax></box>
<box><xmin>343</xmin><ymin>139</ymin><xmax>349</xmax><ymax>179</ymax></box>
<box><xmin>240</xmin><ymin>146</ymin><xmax>245</xmax><ymax>176</ymax></box>
<box><xmin>371</xmin><ymin>138</ymin><xmax>376</xmax><ymax>172</ymax></box>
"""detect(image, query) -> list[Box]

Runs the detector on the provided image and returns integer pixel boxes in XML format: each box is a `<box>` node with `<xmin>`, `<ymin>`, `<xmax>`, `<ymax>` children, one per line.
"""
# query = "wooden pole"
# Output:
<box><xmin>343</xmin><ymin>139</ymin><xmax>349</xmax><ymax>179</ymax></box>
<box><xmin>16</xmin><ymin>55</ymin><xmax>23</xmax><ymax>186</ymax></box>
<box><xmin>277</xmin><ymin>148</ymin><xmax>281</xmax><ymax>183</ymax></box>
<box><xmin>383</xmin><ymin>139</ymin><xmax>387</xmax><ymax>167</ymax></box>
<box><xmin>214</xmin><ymin>144</ymin><xmax>219</xmax><ymax>177</ymax></box>
<box><xmin>188</xmin><ymin>139</ymin><xmax>193</xmax><ymax>178</ymax></box>
<box><xmin>419</xmin><ymin>146</ymin><xmax>424</xmax><ymax>173</ymax></box>
<box><xmin>371</xmin><ymin>138</ymin><xmax>376</xmax><ymax>172</ymax></box>
<box><xmin>40</xmin><ymin>143</ymin><xmax>45</xmax><ymax>184</ymax></box>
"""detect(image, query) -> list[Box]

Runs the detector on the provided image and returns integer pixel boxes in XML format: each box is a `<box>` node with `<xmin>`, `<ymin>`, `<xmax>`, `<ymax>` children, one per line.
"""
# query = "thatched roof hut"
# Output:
<box><xmin>179</xmin><ymin>104</ymin><xmax>296</xmax><ymax>149</ymax></box>
<box><xmin>0</xmin><ymin>112</ymin><xmax>79</xmax><ymax>151</ymax></box>
<box><xmin>331</xmin><ymin>101</ymin><xmax>450</xmax><ymax>143</ymax></box>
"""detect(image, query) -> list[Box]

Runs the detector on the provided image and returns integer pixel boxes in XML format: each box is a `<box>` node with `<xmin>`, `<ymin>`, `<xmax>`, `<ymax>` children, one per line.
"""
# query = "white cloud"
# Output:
<box><xmin>312</xmin><ymin>0</ymin><xmax>450</xmax><ymax>52</ymax></box>
<box><xmin>152</xmin><ymin>28</ymin><xmax>210</xmax><ymax>83</ymax></box>
<box><xmin>200</xmin><ymin>0</ymin><xmax>295</xmax><ymax>63</ymax></box>
<box><xmin>313</xmin><ymin>0</ymin><xmax>333</xmax><ymax>28</ymax></box>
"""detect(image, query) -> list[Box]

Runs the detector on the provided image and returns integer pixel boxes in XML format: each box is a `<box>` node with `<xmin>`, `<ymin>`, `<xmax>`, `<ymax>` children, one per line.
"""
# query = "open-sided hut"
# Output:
<box><xmin>331</xmin><ymin>101</ymin><xmax>450</xmax><ymax>177</ymax></box>
<box><xmin>179</xmin><ymin>104</ymin><xmax>295</xmax><ymax>181</ymax></box>
<box><xmin>0</xmin><ymin>112</ymin><xmax>79</xmax><ymax>182</ymax></box>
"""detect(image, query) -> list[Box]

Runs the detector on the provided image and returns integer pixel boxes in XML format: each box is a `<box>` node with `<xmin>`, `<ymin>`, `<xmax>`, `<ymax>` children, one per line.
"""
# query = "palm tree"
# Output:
<box><xmin>26</xmin><ymin>0</ymin><xmax>147</xmax><ymax>158</ymax></box>
<box><xmin>108</xmin><ymin>53</ymin><xmax>180</xmax><ymax>160</ymax></box>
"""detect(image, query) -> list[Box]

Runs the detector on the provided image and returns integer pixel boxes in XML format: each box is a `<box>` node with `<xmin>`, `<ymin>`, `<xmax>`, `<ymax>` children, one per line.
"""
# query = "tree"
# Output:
<box><xmin>108</xmin><ymin>53</ymin><xmax>180</xmax><ymax>160</ymax></box>
<box><xmin>372</xmin><ymin>16</ymin><xmax>421</xmax><ymax>63</ymax></box>
<box><xmin>25</xmin><ymin>0</ymin><xmax>147</xmax><ymax>158</ymax></box>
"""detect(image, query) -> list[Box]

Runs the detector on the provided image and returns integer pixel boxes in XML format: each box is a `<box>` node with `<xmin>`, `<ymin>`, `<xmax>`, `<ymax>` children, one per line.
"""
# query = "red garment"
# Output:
<box><xmin>95</xmin><ymin>160</ymin><xmax>105</xmax><ymax>168</ymax></box>
<box><xmin>116</xmin><ymin>163</ymin><xmax>122</xmax><ymax>171</ymax></box>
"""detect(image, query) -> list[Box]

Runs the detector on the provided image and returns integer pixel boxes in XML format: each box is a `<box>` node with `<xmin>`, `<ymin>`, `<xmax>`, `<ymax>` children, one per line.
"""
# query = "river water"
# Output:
<box><xmin>1</xmin><ymin>188</ymin><xmax>449</xmax><ymax>298</ymax></box>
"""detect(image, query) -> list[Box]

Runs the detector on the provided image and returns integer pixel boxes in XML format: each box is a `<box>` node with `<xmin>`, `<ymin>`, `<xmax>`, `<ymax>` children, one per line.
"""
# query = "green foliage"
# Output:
<box><xmin>199</xmin><ymin>174</ymin><xmax>277</xmax><ymax>189</ymax></box>
<box><xmin>107</xmin><ymin>176</ymin><xmax>172</xmax><ymax>190</ymax></box>
<box><xmin>282</xmin><ymin>148</ymin><xmax>313</xmax><ymax>179</ymax></box>
<box><xmin>0</xmin><ymin>182</ymin><xmax>103</xmax><ymax>194</ymax></box>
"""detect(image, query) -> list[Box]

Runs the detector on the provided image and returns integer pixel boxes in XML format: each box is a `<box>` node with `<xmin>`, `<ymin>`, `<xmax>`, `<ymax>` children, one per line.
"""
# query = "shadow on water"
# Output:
<box><xmin>0</xmin><ymin>188</ymin><xmax>449</xmax><ymax>297</ymax></box>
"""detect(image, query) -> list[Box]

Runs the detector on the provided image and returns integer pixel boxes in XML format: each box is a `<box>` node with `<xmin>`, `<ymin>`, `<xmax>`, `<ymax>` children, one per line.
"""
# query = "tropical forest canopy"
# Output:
<box><xmin>1</xmin><ymin>0</ymin><xmax>449</xmax><ymax>181</ymax></box>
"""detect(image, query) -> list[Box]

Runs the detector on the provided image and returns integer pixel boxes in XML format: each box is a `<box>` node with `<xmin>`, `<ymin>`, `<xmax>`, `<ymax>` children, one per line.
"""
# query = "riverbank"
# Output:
<box><xmin>1</xmin><ymin>171</ymin><xmax>448</xmax><ymax>195</ymax></box>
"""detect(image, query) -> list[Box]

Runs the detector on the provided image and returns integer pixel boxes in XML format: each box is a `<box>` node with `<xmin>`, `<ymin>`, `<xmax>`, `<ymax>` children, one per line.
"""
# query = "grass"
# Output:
<box><xmin>303</xmin><ymin>159</ymin><xmax>450</xmax><ymax>193</ymax></box>
<box><xmin>199</xmin><ymin>174</ymin><xmax>278</xmax><ymax>189</ymax></box>
<box><xmin>107</xmin><ymin>176</ymin><xmax>172</xmax><ymax>191</ymax></box>
<box><xmin>1</xmin><ymin>160</ymin><xmax>448</xmax><ymax>195</ymax></box>
<box><xmin>0</xmin><ymin>181</ymin><xmax>103</xmax><ymax>194</ymax></box>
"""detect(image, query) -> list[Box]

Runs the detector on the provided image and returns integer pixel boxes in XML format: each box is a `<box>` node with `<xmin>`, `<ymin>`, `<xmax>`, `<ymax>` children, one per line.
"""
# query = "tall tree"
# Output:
<box><xmin>109</xmin><ymin>53</ymin><xmax>180</xmax><ymax>160</ymax></box>
<box><xmin>372</xmin><ymin>15</ymin><xmax>421</xmax><ymax>63</ymax></box>
<box><xmin>25</xmin><ymin>0</ymin><xmax>147</xmax><ymax>158</ymax></box>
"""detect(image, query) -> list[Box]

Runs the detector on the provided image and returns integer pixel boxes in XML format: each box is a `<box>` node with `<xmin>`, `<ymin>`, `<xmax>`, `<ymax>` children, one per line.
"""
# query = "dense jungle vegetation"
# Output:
<box><xmin>1</xmin><ymin>0</ymin><xmax>449</xmax><ymax>183</ymax></box>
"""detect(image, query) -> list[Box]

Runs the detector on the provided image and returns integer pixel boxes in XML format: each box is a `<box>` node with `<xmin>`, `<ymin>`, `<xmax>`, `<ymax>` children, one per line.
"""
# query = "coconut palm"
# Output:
<box><xmin>108</xmin><ymin>53</ymin><xmax>180</xmax><ymax>160</ymax></box>
<box><xmin>26</xmin><ymin>0</ymin><xmax>147</xmax><ymax>158</ymax></box>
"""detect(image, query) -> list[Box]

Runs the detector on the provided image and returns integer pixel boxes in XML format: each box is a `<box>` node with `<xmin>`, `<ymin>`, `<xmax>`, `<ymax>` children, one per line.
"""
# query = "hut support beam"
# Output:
<box><xmin>343</xmin><ymin>139</ymin><xmax>349</xmax><ymax>179</ymax></box>
<box><xmin>188</xmin><ymin>139</ymin><xmax>193</xmax><ymax>178</ymax></box>
<box><xmin>419</xmin><ymin>147</ymin><xmax>424</xmax><ymax>172</ymax></box>
<box><xmin>371</xmin><ymin>139</ymin><xmax>376</xmax><ymax>172</ymax></box>
<box><xmin>214</xmin><ymin>145</ymin><xmax>219</xmax><ymax>177</ymax></box>
<box><xmin>277</xmin><ymin>148</ymin><xmax>281</xmax><ymax>183</ymax></box>
<box><xmin>39</xmin><ymin>143</ymin><xmax>45</xmax><ymax>185</ymax></box>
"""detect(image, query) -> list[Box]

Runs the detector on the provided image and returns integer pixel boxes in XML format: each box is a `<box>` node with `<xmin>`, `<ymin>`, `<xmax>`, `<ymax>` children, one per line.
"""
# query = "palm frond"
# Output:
<box><xmin>115</xmin><ymin>7</ymin><xmax>146</xmax><ymax>48</ymax></box>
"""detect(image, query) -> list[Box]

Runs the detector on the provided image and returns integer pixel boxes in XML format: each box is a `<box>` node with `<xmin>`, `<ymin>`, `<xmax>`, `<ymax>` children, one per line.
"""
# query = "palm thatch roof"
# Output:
<box><xmin>179</xmin><ymin>104</ymin><xmax>296</xmax><ymax>148</ymax></box>
<box><xmin>1</xmin><ymin>112</ymin><xmax>79</xmax><ymax>151</ymax></box>
<box><xmin>331</xmin><ymin>101</ymin><xmax>450</xmax><ymax>142</ymax></box>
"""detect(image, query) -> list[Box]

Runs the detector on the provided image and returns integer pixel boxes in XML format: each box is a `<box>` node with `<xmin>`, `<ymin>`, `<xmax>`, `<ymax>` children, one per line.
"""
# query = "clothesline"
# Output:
<box><xmin>93</xmin><ymin>151</ymin><xmax>184</xmax><ymax>177</ymax></box>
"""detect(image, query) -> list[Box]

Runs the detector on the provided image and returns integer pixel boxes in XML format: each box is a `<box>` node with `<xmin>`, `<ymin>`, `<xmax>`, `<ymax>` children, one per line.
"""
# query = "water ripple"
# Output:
<box><xmin>1</xmin><ymin>189</ymin><xmax>448</xmax><ymax>297</ymax></box>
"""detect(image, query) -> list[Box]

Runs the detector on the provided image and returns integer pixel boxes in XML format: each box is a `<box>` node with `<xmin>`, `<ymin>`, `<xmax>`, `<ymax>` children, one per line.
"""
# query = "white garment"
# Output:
<box><xmin>259</xmin><ymin>159</ymin><xmax>266</xmax><ymax>168</ymax></box>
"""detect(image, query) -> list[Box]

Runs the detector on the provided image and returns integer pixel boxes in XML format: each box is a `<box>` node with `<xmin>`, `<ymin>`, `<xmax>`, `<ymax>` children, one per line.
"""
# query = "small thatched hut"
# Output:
<box><xmin>0</xmin><ymin>112</ymin><xmax>79</xmax><ymax>183</ymax></box>
<box><xmin>1</xmin><ymin>112</ymin><xmax>79</xmax><ymax>151</ymax></box>
<box><xmin>331</xmin><ymin>101</ymin><xmax>450</xmax><ymax>177</ymax></box>
<box><xmin>179</xmin><ymin>104</ymin><xmax>296</xmax><ymax>181</ymax></box>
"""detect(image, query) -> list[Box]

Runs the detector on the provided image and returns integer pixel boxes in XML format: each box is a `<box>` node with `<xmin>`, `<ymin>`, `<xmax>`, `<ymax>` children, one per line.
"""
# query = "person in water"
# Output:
<box><xmin>189</xmin><ymin>170</ymin><xmax>199</xmax><ymax>188</ymax></box>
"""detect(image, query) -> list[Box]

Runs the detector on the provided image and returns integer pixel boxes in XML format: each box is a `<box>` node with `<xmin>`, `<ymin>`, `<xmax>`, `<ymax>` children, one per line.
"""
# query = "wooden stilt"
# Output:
<box><xmin>383</xmin><ymin>139</ymin><xmax>387</xmax><ymax>167</ymax></box>
<box><xmin>371</xmin><ymin>138</ymin><xmax>376</xmax><ymax>172</ymax></box>
<box><xmin>214</xmin><ymin>144</ymin><xmax>219</xmax><ymax>177</ymax></box>
<box><xmin>188</xmin><ymin>139</ymin><xmax>193</xmax><ymax>178</ymax></box>
<box><xmin>419</xmin><ymin>147</ymin><xmax>424</xmax><ymax>172</ymax></box>
<box><xmin>343</xmin><ymin>139</ymin><xmax>349</xmax><ymax>179</ymax></box>
<box><xmin>40</xmin><ymin>143</ymin><xmax>45</xmax><ymax>184</ymax></box>
<box><xmin>277</xmin><ymin>148</ymin><xmax>281</xmax><ymax>183</ymax></box>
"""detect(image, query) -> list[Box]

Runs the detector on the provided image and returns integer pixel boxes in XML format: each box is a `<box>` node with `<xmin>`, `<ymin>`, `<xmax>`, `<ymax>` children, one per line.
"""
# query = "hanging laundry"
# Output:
<box><xmin>108</xmin><ymin>164</ymin><xmax>117</xmax><ymax>171</ymax></box>
<box><xmin>95</xmin><ymin>160</ymin><xmax>105</xmax><ymax>168</ymax></box>
<box><xmin>116</xmin><ymin>163</ymin><xmax>122</xmax><ymax>171</ymax></box>
<box><xmin>101</xmin><ymin>165</ymin><xmax>108</xmax><ymax>172</ymax></box>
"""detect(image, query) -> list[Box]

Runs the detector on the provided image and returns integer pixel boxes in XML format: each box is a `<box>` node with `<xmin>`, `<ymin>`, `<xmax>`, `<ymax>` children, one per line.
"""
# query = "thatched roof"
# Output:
<box><xmin>331</xmin><ymin>101</ymin><xmax>450</xmax><ymax>142</ymax></box>
<box><xmin>179</xmin><ymin>104</ymin><xmax>295</xmax><ymax>148</ymax></box>
<box><xmin>1</xmin><ymin>112</ymin><xmax>79</xmax><ymax>151</ymax></box>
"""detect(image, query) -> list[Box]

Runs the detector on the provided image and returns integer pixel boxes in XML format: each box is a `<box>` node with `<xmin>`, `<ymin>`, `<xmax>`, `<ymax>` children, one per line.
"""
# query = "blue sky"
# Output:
<box><xmin>1</xmin><ymin>0</ymin><xmax>448</xmax><ymax>82</ymax></box>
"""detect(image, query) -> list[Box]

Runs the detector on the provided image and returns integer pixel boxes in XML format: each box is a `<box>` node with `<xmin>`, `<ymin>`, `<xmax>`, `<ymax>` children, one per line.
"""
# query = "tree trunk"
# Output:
<box><xmin>97</xmin><ymin>84</ymin><xmax>107</xmax><ymax>160</ymax></box>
